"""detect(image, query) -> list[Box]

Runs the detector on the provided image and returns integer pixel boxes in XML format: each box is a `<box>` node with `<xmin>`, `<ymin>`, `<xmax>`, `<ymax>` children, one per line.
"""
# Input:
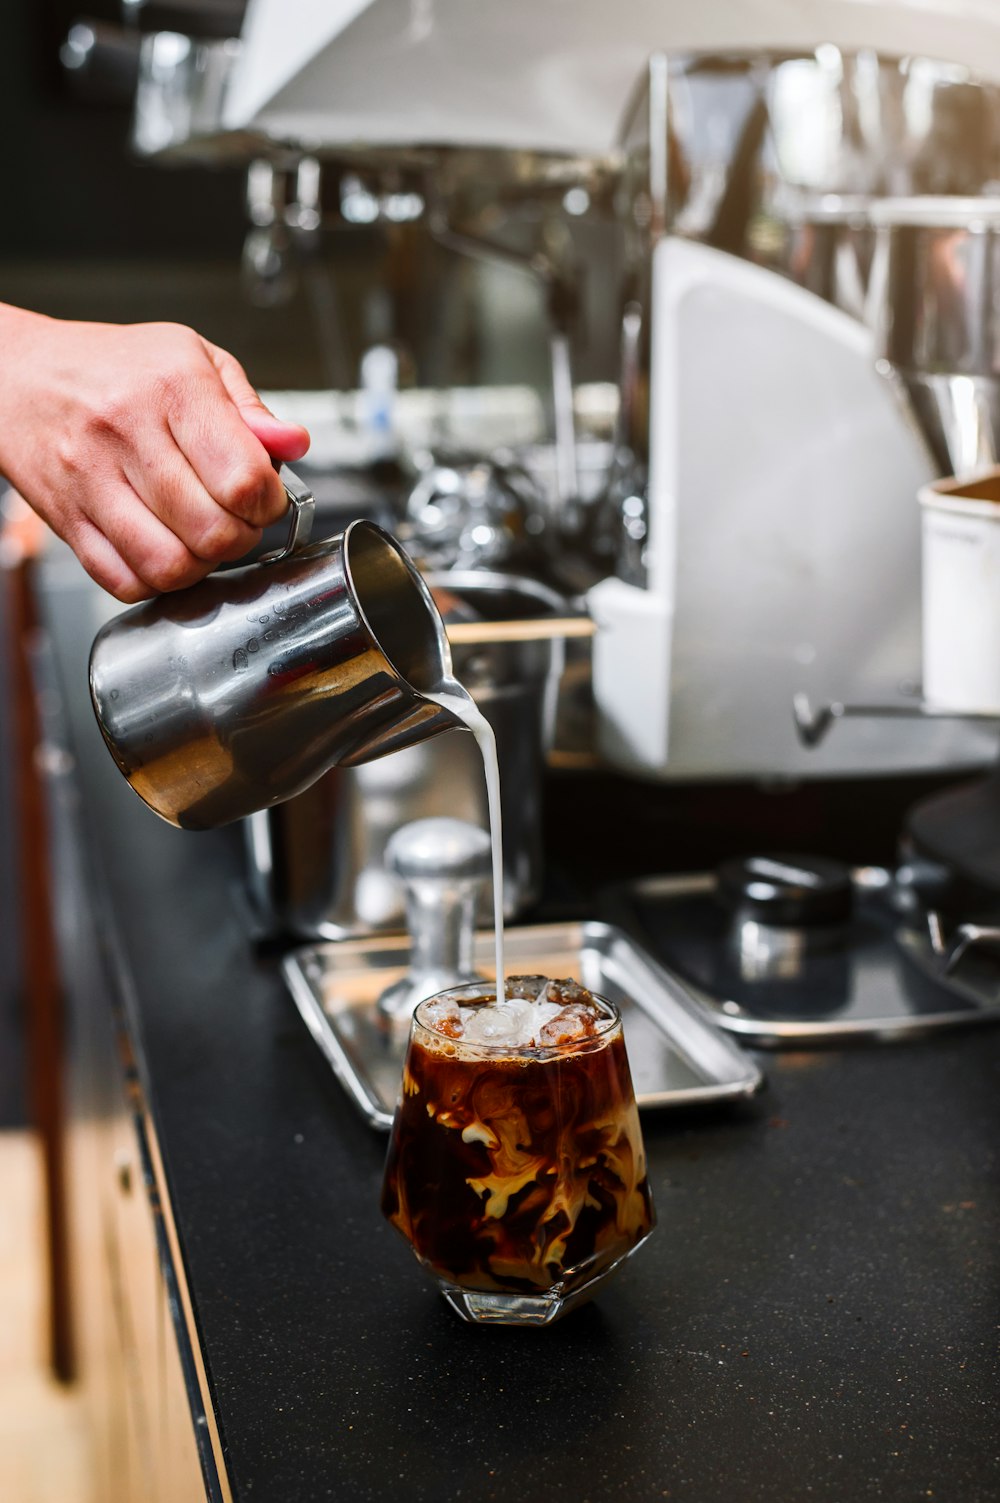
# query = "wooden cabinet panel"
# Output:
<box><xmin>38</xmin><ymin>632</ymin><xmax>222</xmax><ymax>1503</ymax></box>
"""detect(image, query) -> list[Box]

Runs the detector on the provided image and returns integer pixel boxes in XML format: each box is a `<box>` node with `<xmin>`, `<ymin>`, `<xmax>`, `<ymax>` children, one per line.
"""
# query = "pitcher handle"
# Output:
<box><xmin>260</xmin><ymin>465</ymin><xmax>316</xmax><ymax>563</ymax></box>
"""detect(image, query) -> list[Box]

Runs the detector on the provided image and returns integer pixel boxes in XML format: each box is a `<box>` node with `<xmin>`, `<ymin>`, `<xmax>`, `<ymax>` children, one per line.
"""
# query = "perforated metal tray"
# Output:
<box><xmin>282</xmin><ymin>920</ymin><xmax>763</xmax><ymax>1130</ymax></box>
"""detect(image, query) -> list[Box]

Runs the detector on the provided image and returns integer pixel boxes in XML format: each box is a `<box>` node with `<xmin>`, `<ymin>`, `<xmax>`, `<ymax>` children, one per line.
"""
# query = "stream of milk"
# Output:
<box><xmin>426</xmin><ymin>681</ymin><xmax>505</xmax><ymax>995</ymax></box>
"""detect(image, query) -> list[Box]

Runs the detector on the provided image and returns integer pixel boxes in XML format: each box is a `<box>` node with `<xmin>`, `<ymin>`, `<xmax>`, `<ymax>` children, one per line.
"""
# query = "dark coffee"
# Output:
<box><xmin>381</xmin><ymin>979</ymin><xmax>655</xmax><ymax>1303</ymax></box>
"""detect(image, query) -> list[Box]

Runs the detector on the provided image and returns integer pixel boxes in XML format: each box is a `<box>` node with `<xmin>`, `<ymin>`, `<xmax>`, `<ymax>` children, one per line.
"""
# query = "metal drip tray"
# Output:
<box><xmin>282</xmin><ymin>920</ymin><xmax>763</xmax><ymax>1130</ymax></box>
<box><xmin>604</xmin><ymin>871</ymin><xmax>1000</xmax><ymax>1045</ymax></box>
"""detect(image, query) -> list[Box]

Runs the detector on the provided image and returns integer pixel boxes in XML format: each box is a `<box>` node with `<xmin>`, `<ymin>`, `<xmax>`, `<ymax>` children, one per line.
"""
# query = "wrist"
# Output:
<box><xmin>0</xmin><ymin>304</ymin><xmax>59</xmax><ymax>482</ymax></box>
<box><xmin>0</xmin><ymin>300</ymin><xmax>52</xmax><ymax>345</ymax></box>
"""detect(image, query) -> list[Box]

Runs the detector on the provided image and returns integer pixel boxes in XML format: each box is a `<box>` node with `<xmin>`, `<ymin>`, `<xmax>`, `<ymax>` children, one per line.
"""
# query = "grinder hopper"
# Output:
<box><xmin>868</xmin><ymin>196</ymin><xmax>1000</xmax><ymax>478</ymax></box>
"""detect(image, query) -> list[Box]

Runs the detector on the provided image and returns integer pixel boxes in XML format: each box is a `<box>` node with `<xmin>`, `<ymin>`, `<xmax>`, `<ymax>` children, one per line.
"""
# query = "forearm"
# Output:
<box><xmin>0</xmin><ymin>303</ymin><xmax>61</xmax><ymax>486</ymax></box>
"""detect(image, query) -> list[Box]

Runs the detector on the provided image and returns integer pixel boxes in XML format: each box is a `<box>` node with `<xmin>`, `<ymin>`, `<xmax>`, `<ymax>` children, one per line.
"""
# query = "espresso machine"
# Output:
<box><xmin>81</xmin><ymin>0</ymin><xmax>1000</xmax><ymax>1062</ymax></box>
<box><xmin>117</xmin><ymin>1</ymin><xmax>1000</xmax><ymax>776</ymax></box>
<box><xmin>586</xmin><ymin>46</ymin><xmax>1000</xmax><ymax>1040</ymax></box>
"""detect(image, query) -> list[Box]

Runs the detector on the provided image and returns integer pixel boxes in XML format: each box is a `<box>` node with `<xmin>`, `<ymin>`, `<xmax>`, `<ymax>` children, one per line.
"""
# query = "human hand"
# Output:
<box><xmin>0</xmin><ymin>306</ymin><xmax>310</xmax><ymax>602</ymax></box>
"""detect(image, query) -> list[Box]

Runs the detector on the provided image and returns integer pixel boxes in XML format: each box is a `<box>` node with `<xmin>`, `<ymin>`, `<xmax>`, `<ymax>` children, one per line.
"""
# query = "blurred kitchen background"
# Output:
<box><xmin>10</xmin><ymin>2</ymin><xmax>1000</xmax><ymax>1492</ymax></box>
<box><xmin>0</xmin><ymin>2</ymin><xmax>587</xmax><ymax>386</ymax></box>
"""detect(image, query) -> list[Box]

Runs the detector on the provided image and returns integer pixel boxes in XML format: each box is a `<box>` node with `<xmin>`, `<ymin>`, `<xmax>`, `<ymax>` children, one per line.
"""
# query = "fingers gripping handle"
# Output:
<box><xmin>260</xmin><ymin>465</ymin><xmax>316</xmax><ymax>563</ymax></box>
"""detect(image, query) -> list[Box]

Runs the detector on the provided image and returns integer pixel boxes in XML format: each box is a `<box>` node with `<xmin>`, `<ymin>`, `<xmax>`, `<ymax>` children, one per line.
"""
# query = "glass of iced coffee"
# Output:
<box><xmin>381</xmin><ymin>976</ymin><xmax>655</xmax><ymax>1326</ymax></box>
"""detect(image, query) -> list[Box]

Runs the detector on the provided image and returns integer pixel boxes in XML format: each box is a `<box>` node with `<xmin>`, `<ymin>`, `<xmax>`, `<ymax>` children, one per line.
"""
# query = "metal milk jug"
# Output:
<box><xmin>88</xmin><ymin>469</ymin><xmax>463</xmax><ymax>830</ymax></box>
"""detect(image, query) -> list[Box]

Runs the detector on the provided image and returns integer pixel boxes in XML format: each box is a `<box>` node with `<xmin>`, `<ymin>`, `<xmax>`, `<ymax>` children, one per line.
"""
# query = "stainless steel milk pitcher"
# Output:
<box><xmin>89</xmin><ymin>468</ymin><xmax>463</xmax><ymax>830</ymax></box>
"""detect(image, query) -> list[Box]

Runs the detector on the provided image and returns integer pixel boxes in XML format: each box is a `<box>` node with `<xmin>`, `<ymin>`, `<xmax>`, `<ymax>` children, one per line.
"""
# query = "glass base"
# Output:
<box><xmin>440</xmin><ymin>1282</ymin><xmax>593</xmax><ymax>1327</ymax></box>
<box><xmin>438</xmin><ymin>1246</ymin><xmax>645</xmax><ymax>1326</ymax></box>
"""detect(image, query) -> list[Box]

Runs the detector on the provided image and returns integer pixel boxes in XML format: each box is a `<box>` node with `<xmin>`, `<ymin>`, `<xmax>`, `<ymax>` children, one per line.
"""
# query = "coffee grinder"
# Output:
<box><xmin>794</xmin><ymin>196</ymin><xmax>1000</xmax><ymax>1010</ymax></box>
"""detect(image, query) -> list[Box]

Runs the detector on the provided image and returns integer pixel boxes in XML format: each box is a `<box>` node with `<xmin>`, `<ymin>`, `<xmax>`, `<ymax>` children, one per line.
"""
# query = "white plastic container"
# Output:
<box><xmin>920</xmin><ymin>469</ymin><xmax>1000</xmax><ymax>712</ymax></box>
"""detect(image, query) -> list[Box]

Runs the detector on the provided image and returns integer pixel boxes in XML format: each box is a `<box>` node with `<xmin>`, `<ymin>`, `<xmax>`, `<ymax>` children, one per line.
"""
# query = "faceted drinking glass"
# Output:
<box><xmin>381</xmin><ymin>980</ymin><xmax>655</xmax><ymax>1326</ymax></box>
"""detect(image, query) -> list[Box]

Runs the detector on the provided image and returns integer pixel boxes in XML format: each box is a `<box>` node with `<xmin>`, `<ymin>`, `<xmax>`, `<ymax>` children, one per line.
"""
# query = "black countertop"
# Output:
<box><xmin>41</xmin><ymin>559</ymin><xmax>1000</xmax><ymax>1503</ymax></box>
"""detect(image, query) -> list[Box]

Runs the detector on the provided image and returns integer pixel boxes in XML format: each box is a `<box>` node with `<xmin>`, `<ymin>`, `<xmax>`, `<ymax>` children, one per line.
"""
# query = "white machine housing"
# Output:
<box><xmin>225</xmin><ymin>0</ymin><xmax>1000</xmax><ymax>155</ymax></box>
<box><xmin>588</xmin><ymin>238</ymin><xmax>999</xmax><ymax>779</ymax></box>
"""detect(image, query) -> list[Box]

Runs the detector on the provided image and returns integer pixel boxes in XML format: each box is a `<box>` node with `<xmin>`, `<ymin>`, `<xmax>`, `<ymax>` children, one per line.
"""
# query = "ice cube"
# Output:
<box><xmin>534</xmin><ymin>1000</ymin><xmax>564</xmax><ymax>1029</ymax></box>
<box><xmin>538</xmin><ymin>1002</ymin><xmax>600</xmax><ymax>1046</ymax></box>
<box><xmin>538</xmin><ymin>977</ymin><xmax>593</xmax><ymax>1007</ymax></box>
<box><xmin>461</xmin><ymin>999</ymin><xmax>532</xmax><ymax>1046</ymax></box>
<box><xmin>504</xmin><ymin>974</ymin><xmax>549</xmax><ymax>1002</ymax></box>
<box><xmin>421</xmin><ymin>998</ymin><xmax>464</xmax><ymax>1039</ymax></box>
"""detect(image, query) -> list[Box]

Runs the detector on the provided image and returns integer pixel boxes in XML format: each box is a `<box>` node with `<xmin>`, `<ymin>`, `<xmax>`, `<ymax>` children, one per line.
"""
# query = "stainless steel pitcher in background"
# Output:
<box><xmin>88</xmin><ymin>469</ymin><xmax>464</xmax><ymax>830</ymax></box>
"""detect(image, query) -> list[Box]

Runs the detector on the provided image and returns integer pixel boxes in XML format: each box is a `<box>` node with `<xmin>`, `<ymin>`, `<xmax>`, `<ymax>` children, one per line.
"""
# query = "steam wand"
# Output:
<box><xmin>792</xmin><ymin>692</ymin><xmax>1000</xmax><ymax>749</ymax></box>
<box><xmin>426</xmin><ymin>200</ymin><xmax>581</xmax><ymax>510</ymax></box>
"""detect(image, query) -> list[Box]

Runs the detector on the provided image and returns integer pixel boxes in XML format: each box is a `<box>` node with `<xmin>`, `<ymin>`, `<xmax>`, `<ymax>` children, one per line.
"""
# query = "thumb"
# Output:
<box><xmin>203</xmin><ymin>339</ymin><xmax>311</xmax><ymax>463</ymax></box>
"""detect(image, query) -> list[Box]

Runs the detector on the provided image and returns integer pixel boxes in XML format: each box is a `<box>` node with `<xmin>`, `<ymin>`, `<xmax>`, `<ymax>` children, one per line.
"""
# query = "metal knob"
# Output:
<box><xmin>386</xmin><ymin>817</ymin><xmax>493</xmax><ymax>884</ymax></box>
<box><xmin>717</xmin><ymin>853</ymin><xmax>853</xmax><ymax>983</ymax></box>
<box><xmin>717</xmin><ymin>854</ymin><xmax>853</xmax><ymax>929</ymax></box>
<box><xmin>377</xmin><ymin>818</ymin><xmax>492</xmax><ymax>1028</ymax></box>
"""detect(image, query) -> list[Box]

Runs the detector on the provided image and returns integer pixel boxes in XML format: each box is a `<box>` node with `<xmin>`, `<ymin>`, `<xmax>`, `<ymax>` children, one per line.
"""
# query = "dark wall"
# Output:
<box><xmin>0</xmin><ymin>4</ymin><xmax>608</xmax><ymax>395</ymax></box>
<box><xmin>0</xmin><ymin>1</ymin><xmax>396</xmax><ymax>391</ymax></box>
<box><xmin>2</xmin><ymin>0</ymin><xmax>248</xmax><ymax>262</ymax></box>
<box><xmin>0</xmin><ymin>0</ymin><xmax>560</xmax><ymax>394</ymax></box>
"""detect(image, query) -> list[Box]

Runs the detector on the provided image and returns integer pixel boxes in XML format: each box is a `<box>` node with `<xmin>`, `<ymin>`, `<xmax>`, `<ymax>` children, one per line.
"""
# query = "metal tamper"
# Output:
<box><xmin>376</xmin><ymin>817</ymin><xmax>492</xmax><ymax>1029</ymax></box>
